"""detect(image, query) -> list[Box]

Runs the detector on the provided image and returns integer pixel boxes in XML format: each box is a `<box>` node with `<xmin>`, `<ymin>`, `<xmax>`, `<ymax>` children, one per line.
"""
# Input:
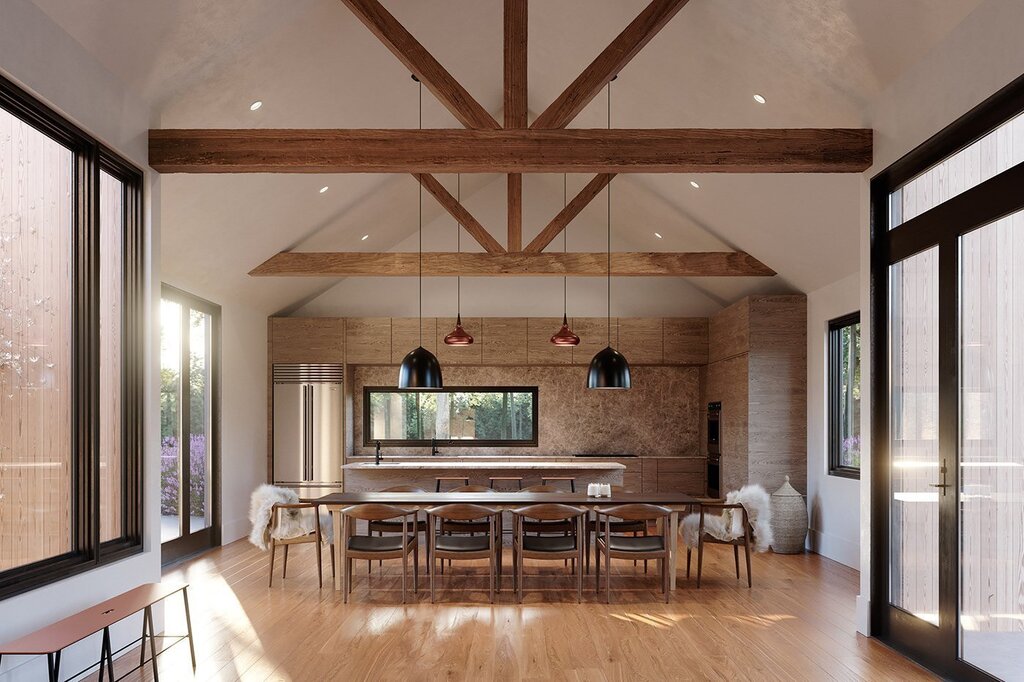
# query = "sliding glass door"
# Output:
<box><xmin>160</xmin><ymin>285</ymin><xmax>220</xmax><ymax>563</ymax></box>
<box><xmin>872</xmin><ymin>77</ymin><xmax>1024</xmax><ymax>680</ymax></box>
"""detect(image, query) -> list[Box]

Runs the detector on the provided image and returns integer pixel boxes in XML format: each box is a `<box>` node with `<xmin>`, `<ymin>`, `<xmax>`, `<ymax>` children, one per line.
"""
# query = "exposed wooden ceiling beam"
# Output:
<box><xmin>504</xmin><ymin>0</ymin><xmax>528</xmax><ymax>251</ymax></box>
<box><xmin>339</xmin><ymin>0</ymin><xmax>500</xmax><ymax>130</ymax></box>
<box><xmin>149</xmin><ymin>128</ymin><xmax>873</xmax><ymax>173</ymax></box>
<box><xmin>507</xmin><ymin>174</ymin><xmax>523</xmax><ymax>252</ymax></box>
<box><xmin>525</xmin><ymin>174</ymin><xmax>615</xmax><ymax>253</ymax></box>
<box><xmin>414</xmin><ymin>173</ymin><xmax>505</xmax><ymax>254</ymax></box>
<box><xmin>249</xmin><ymin>251</ymin><xmax>776</xmax><ymax>277</ymax></box>
<box><xmin>532</xmin><ymin>0</ymin><xmax>691</xmax><ymax>129</ymax></box>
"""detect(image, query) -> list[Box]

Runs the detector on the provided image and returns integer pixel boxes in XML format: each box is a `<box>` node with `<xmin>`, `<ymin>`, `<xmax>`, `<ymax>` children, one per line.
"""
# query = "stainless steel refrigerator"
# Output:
<box><xmin>272</xmin><ymin>364</ymin><xmax>344</xmax><ymax>498</ymax></box>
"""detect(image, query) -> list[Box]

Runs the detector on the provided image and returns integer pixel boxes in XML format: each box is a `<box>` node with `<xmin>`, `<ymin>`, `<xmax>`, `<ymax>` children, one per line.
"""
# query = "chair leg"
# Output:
<box><xmin>594</xmin><ymin>542</ymin><xmax>600</xmax><ymax>593</ymax></box>
<box><xmin>330</xmin><ymin>544</ymin><xmax>336</xmax><ymax>578</ymax></box>
<box><xmin>663</xmin><ymin>552</ymin><xmax>670</xmax><ymax>603</ymax></box>
<box><xmin>643</xmin><ymin>526</ymin><xmax>649</xmax><ymax>574</ymax></box>
<box><xmin>282</xmin><ymin>544</ymin><xmax>289</xmax><ymax>578</ymax></box>
<box><xmin>402</xmin><ymin>545</ymin><xmax>408</xmax><ymax>604</ymax></box>
<box><xmin>343</xmin><ymin>553</ymin><xmax>350</xmax><ymax>604</ymax></box>
<box><xmin>745</xmin><ymin>542</ymin><xmax>753</xmax><ymax>588</ymax></box>
<box><xmin>686</xmin><ymin>548</ymin><xmax>691</xmax><ymax>579</ymax></box>
<box><xmin>696</xmin><ymin>538</ymin><xmax>704</xmax><ymax>589</ymax></box>
<box><xmin>413</xmin><ymin>542</ymin><xmax>419</xmax><ymax>594</ymax></box>
<box><xmin>315</xmin><ymin>529</ymin><xmax>324</xmax><ymax>589</ymax></box>
<box><xmin>734</xmin><ymin>545</ymin><xmax>740</xmax><ymax>579</ymax></box>
<box><xmin>268</xmin><ymin>541</ymin><xmax>276</xmax><ymax>587</ymax></box>
<box><xmin>605</xmin><ymin>541</ymin><xmax>612</xmax><ymax>604</ymax></box>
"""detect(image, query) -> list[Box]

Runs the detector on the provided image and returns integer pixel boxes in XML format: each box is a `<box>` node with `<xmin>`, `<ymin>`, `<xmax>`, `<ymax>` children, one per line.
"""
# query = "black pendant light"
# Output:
<box><xmin>399</xmin><ymin>76</ymin><xmax>443</xmax><ymax>390</ymax></box>
<box><xmin>550</xmin><ymin>173</ymin><xmax>580</xmax><ymax>346</ymax></box>
<box><xmin>588</xmin><ymin>78</ymin><xmax>630</xmax><ymax>390</ymax></box>
<box><xmin>444</xmin><ymin>174</ymin><xmax>474</xmax><ymax>346</ymax></box>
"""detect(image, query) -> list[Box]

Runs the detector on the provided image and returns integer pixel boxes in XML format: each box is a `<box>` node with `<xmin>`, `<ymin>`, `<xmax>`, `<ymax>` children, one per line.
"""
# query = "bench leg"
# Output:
<box><xmin>47</xmin><ymin>650</ymin><xmax>61</xmax><ymax>682</ymax></box>
<box><xmin>183</xmin><ymin>586</ymin><xmax>197</xmax><ymax>671</ymax></box>
<box><xmin>100</xmin><ymin>626</ymin><xmax>114</xmax><ymax>681</ymax></box>
<box><xmin>145</xmin><ymin>606</ymin><xmax>160</xmax><ymax>681</ymax></box>
<box><xmin>140</xmin><ymin>610</ymin><xmax>148</xmax><ymax>669</ymax></box>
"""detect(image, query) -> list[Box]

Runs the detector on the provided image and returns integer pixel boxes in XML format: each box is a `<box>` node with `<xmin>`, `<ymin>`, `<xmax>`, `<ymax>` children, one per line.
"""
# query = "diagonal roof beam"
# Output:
<box><xmin>525</xmin><ymin>174</ymin><xmax>615</xmax><ymax>253</ymax></box>
<box><xmin>340</xmin><ymin>0</ymin><xmax>500</xmax><ymax>130</ymax></box>
<box><xmin>532</xmin><ymin>0</ymin><xmax>691</xmax><ymax>129</ymax></box>
<box><xmin>414</xmin><ymin>173</ymin><xmax>506</xmax><ymax>254</ymax></box>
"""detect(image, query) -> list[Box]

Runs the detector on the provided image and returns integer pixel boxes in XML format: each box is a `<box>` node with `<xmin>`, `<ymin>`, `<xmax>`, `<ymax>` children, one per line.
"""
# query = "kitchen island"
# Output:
<box><xmin>342</xmin><ymin>459</ymin><xmax>625</xmax><ymax>492</ymax></box>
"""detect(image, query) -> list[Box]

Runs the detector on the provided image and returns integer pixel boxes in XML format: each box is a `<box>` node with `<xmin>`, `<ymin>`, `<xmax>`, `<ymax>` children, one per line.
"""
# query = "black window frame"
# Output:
<box><xmin>0</xmin><ymin>74</ymin><xmax>145</xmax><ymax>600</ymax></box>
<box><xmin>363</xmin><ymin>386</ymin><xmax>540</xmax><ymax>448</ymax></box>
<box><xmin>827</xmin><ymin>311</ymin><xmax>861</xmax><ymax>479</ymax></box>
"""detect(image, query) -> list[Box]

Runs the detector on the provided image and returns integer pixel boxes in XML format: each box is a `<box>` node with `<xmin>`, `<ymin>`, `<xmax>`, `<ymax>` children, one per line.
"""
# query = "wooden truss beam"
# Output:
<box><xmin>149</xmin><ymin>128</ymin><xmax>873</xmax><ymax>174</ymax></box>
<box><xmin>249</xmin><ymin>251</ymin><xmax>776</xmax><ymax>277</ymax></box>
<box><xmin>525</xmin><ymin>174</ymin><xmax>615</xmax><ymax>253</ymax></box>
<box><xmin>414</xmin><ymin>174</ymin><xmax>505</xmax><ymax>254</ymax></box>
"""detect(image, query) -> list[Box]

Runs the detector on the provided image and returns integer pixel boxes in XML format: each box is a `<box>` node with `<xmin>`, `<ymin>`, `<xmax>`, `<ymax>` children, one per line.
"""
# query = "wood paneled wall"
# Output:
<box><xmin>705</xmin><ymin>295</ymin><xmax>807</xmax><ymax>495</ymax></box>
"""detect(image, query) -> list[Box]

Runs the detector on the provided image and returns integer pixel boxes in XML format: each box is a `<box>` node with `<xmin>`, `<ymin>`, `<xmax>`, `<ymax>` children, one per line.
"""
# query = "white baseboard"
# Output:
<box><xmin>806</xmin><ymin>528</ymin><xmax>859</xmax><ymax>568</ymax></box>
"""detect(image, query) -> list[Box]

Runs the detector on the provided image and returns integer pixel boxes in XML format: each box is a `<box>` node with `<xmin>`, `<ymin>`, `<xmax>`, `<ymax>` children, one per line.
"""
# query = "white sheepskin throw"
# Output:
<box><xmin>248</xmin><ymin>484</ymin><xmax>333</xmax><ymax>550</ymax></box>
<box><xmin>682</xmin><ymin>484</ymin><xmax>774</xmax><ymax>552</ymax></box>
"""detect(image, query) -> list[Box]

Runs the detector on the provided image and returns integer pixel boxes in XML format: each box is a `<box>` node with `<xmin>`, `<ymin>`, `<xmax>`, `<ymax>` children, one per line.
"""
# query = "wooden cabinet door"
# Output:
<box><xmin>391</xmin><ymin>318</ymin><xmax>436</xmax><ymax>364</ymax></box>
<box><xmin>526</xmin><ymin>318</ymin><xmax>573</xmax><ymax>365</ymax></box>
<box><xmin>345</xmin><ymin>317</ymin><xmax>392</xmax><ymax>365</ymax></box>
<box><xmin>663</xmin><ymin>318</ymin><xmax>709</xmax><ymax>365</ymax></box>
<box><xmin>270</xmin><ymin>317</ymin><xmax>345</xmax><ymax>363</ymax></box>
<box><xmin>616</xmin><ymin>318</ymin><xmax>663</xmax><ymax>365</ymax></box>
<box><xmin>571</xmin><ymin>317</ymin><xmax>612</xmax><ymax>365</ymax></box>
<box><xmin>435</xmin><ymin>317</ymin><xmax>482</xmax><ymax>365</ymax></box>
<box><xmin>481</xmin><ymin>318</ymin><xmax>528</xmax><ymax>365</ymax></box>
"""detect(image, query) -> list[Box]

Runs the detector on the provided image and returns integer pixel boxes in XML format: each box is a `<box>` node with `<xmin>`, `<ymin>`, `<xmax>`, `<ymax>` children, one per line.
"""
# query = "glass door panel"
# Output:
<box><xmin>959</xmin><ymin>208</ymin><xmax>1024</xmax><ymax>679</ymax></box>
<box><xmin>188</xmin><ymin>309</ymin><xmax>213</xmax><ymax>533</ymax></box>
<box><xmin>160</xmin><ymin>299</ymin><xmax>183</xmax><ymax>543</ymax></box>
<box><xmin>888</xmin><ymin>246</ymin><xmax>940</xmax><ymax>625</ymax></box>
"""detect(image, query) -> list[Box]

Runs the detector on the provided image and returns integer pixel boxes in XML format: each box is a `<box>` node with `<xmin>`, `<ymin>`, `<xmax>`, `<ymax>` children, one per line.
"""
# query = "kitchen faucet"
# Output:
<box><xmin>431</xmin><ymin>438</ymin><xmax>440</xmax><ymax>456</ymax></box>
<box><xmin>375</xmin><ymin>440</ymin><xmax>382</xmax><ymax>465</ymax></box>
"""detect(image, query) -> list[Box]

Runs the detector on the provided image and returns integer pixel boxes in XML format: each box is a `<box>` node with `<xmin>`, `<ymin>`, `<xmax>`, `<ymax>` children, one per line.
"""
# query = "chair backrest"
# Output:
<box><xmin>511</xmin><ymin>503</ymin><xmax>585</xmax><ymax>521</ymax></box>
<box><xmin>521</xmin><ymin>484</ymin><xmax>559</xmax><ymax>493</ymax></box>
<box><xmin>597</xmin><ymin>503</ymin><xmax>671</xmax><ymax>522</ymax></box>
<box><xmin>340</xmin><ymin>503</ymin><xmax>414</xmax><ymax>521</ymax></box>
<box><xmin>451</xmin><ymin>485</ymin><xmax>494</xmax><ymax>493</ymax></box>
<box><xmin>379</xmin><ymin>485</ymin><xmax>426</xmax><ymax>493</ymax></box>
<box><xmin>427</xmin><ymin>503</ymin><xmax>498</xmax><ymax>521</ymax></box>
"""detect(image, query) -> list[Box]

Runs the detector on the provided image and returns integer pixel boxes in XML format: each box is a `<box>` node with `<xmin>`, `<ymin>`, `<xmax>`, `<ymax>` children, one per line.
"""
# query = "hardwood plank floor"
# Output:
<box><xmin>90</xmin><ymin>539</ymin><xmax>934</xmax><ymax>681</ymax></box>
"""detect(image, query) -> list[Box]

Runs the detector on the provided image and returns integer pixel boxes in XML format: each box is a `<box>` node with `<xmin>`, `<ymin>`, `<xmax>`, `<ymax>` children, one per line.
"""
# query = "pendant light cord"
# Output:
<box><xmin>606</xmin><ymin>79</ymin><xmax>612</xmax><ymax>347</ymax></box>
<box><xmin>562</xmin><ymin>173</ymin><xmax>568</xmax><ymax>320</ymax></box>
<box><xmin>418</xmin><ymin>79</ymin><xmax>423</xmax><ymax>347</ymax></box>
<box><xmin>457</xmin><ymin>174</ymin><xmax>462</xmax><ymax>318</ymax></box>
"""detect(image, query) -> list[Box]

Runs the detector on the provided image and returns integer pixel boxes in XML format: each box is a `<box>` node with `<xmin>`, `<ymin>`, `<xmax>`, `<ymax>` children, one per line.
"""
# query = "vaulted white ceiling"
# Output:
<box><xmin>31</xmin><ymin>0</ymin><xmax>986</xmax><ymax>316</ymax></box>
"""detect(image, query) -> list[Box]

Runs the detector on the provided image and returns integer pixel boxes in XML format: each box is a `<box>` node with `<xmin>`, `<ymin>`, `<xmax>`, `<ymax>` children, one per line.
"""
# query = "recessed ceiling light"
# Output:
<box><xmin>319</xmin><ymin>186</ymin><xmax>329</xmax><ymax>194</ymax></box>
<box><xmin>249</xmin><ymin>100</ymin><xmax>263</xmax><ymax>111</ymax></box>
<box><xmin>753</xmin><ymin>94</ymin><xmax>766</xmax><ymax>104</ymax></box>
<box><xmin>361</xmin><ymin>234</ymin><xmax>369</xmax><ymax>241</ymax></box>
<box><xmin>690</xmin><ymin>180</ymin><xmax>700</xmax><ymax>189</ymax></box>
<box><xmin>654</xmin><ymin>232</ymin><xmax>663</xmax><ymax>239</ymax></box>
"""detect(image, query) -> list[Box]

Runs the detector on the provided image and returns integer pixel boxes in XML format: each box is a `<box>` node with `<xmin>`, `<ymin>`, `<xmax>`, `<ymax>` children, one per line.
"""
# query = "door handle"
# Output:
<box><xmin>929</xmin><ymin>458</ymin><xmax>950</xmax><ymax>496</ymax></box>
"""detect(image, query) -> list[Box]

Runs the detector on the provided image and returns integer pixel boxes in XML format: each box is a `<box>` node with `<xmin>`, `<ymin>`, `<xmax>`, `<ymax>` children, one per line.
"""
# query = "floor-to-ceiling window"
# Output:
<box><xmin>872</xmin><ymin>75</ymin><xmax>1024</xmax><ymax>680</ymax></box>
<box><xmin>0</xmin><ymin>76</ymin><xmax>143</xmax><ymax>599</ymax></box>
<box><xmin>160</xmin><ymin>285</ymin><xmax>220</xmax><ymax>563</ymax></box>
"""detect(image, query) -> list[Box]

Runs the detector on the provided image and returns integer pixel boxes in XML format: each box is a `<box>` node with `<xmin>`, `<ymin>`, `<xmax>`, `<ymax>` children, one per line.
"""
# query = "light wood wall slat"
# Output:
<box><xmin>481</xmin><ymin>317</ymin><xmax>528</xmax><ymax>365</ymax></box>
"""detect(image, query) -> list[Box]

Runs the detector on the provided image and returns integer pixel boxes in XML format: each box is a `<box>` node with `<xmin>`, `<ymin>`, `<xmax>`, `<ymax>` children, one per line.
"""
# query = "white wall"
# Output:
<box><xmin>0</xmin><ymin>0</ymin><xmax>160</xmax><ymax>679</ymax></box>
<box><xmin>857</xmin><ymin>0</ymin><xmax>1024</xmax><ymax>635</ymax></box>
<box><xmin>806</xmin><ymin>273</ymin><xmax>860</xmax><ymax>569</ymax></box>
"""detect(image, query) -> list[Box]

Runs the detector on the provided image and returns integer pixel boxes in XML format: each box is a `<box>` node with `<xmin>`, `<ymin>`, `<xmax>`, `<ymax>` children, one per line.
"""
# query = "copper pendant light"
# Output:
<box><xmin>550</xmin><ymin>174</ymin><xmax>580</xmax><ymax>346</ymax></box>
<box><xmin>444</xmin><ymin>174</ymin><xmax>474</xmax><ymax>346</ymax></box>
<box><xmin>588</xmin><ymin>78</ymin><xmax>630</xmax><ymax>390</ymax></box>
<box><xmin>399</xmin><ymin>76</ymin><xmax>443</xmax><ymax>390</ymax></box>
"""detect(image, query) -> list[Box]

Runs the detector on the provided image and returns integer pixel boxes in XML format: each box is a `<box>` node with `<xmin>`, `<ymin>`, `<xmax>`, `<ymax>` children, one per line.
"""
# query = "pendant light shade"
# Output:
<box><xmin>550</xmin><ymin>313</ymin><xmax>580</xmax><ymax>346</ymax></box>
<box><xmin>587</xmin><ymin>346</ymin><xmax>631</xmax><ymax>389</ymax></box>
<box><xmin>444</xmin><ymin>313</ymin><xmax>474</xmax><ymax>346</ymax></box>
<box><xmin>398</xmin><ymin>74</ymin><xmax>442</xmax><ymax>391</ymax></box>
<box><xmin>398</xmin><ymin>346</ymin><xmax>443</xmax><ymax>390</ymax></box>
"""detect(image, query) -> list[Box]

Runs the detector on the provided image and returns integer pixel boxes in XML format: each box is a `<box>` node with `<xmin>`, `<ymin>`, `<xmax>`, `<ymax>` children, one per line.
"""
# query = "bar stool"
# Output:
<box><xmin>488</xmin><ymin>476</ymin><xmax>523</xmax><ymax>491</ymax></box>
<box><xmin>512</xmin><ymin>504</ymin><xmax>586</xmax><ymax>603</ymax></box>
<box><xmin>541</xmin><ymin>476</ymin><xmax>576</xmax><ymax>492</ymax></box>
<box><xmin>435</xmin><ymin>476</ymin><xmax>470</xmax><ymax>492</ymax></box>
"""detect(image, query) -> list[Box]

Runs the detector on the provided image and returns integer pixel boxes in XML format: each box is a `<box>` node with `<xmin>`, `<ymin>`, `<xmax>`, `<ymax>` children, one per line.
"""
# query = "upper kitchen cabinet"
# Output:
<box><xmin>526</xmin><ymin>318</ymin><xmax>574</xmax><ymax>365</ymax></box>
<box><xmin>616</xmin><ymin>318</ymin><xmax>664</xmax><ymax>365</ymax></box>
<box><xmin>663</xmin><ymin>318</ymin><xmax>709</xmax><ymax>365</ymax></box>
<box><xmin>571</xmin><ymin>317</ymin><xmax>611</xmax><ymax>365</ymax></box>
<box><xmin>481</xmin><ymin>318</ymin><xmax>528</xmax><ymax>365</ymax></box>
<box><xmin>391</xmin><ymin>318</ymin><xmax>437</xmax><ymax>365</ymax></box>
<box><xmin>435</xmin><ymin>317</ymin><xmax>483</xmax><ymax>365</ymax></box>
<box><xmin>345</xmin><ymin>317</ymin><xmax>392</xmax><ymax>365</ymax></box>
<box><xmin>269</xmin><ymin>317</ymin><xmax>345</xmax><ymax>364</ymax></box>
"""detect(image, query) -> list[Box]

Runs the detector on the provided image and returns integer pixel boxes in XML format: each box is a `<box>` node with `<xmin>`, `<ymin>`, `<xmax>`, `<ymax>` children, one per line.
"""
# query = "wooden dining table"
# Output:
<box><xmin>314</xmin><ymin>491</ymin><xmax>701</xmax><ymax>592</ymax></box>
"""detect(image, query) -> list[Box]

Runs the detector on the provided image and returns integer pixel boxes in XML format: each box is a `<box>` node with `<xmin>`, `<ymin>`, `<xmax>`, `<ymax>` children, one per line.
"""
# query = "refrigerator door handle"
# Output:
<box><xmin>305</xmin><ymin>385</ymin><xmax>313</xmax><ymax>482</ymax></box>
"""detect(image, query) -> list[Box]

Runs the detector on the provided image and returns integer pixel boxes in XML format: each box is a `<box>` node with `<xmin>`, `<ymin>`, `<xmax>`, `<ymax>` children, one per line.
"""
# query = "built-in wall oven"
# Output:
<box><xmin>707</xmin><ymin>401</ymin><xmax>721</xmax><ymax>498</ymax></box>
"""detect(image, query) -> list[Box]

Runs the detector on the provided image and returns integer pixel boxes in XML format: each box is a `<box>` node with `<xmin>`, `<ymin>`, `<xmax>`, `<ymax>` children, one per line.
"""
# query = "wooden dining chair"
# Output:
<box><xmin>339</xmin><ymin>504</ymin><xmax>419</xmax><ymax>603</ymax></box>
<box><xmin>518</xmin><ymin>484</ymin><xmax>576</xmax><ymax>569</ymax></box>
<box><xmin>367</xmin><ymin>486</ymin><xmax>428</xmax><ymax>573</ymax></box>
<box><xmin>594</xmin><ymin>504</ymin><xmax>672</xmax><ymax>603</ymax></box>
<box><xmin>511</xmin><ymin>504</ymin><xmax>586</xmax><ymax>603</ymax></box>
<box><xmin>584</xmin><ymin>486</ymin><xmax>649</xmax><ymax>575</ymax></box>
<box><xmin>267</xmin><ymin>502</ymin><xmax>332</xmax><ymax>588</ymax></box>
<box><xmin>426</xmin><ymin>504</ymin><xmax>501</xmax><ymax>603</ymax></box>
<box><xmin>686</xmin><ymin>502</ymin><xmax>754</xmax><ymax>588</ymax></box>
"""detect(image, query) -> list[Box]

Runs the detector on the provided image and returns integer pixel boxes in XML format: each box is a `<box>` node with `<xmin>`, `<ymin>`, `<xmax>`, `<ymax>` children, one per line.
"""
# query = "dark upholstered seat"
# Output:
<box><xmin>434</xmin><ymin>534</ymin><xmax>492</xmax><ymax>553</ymax></box>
